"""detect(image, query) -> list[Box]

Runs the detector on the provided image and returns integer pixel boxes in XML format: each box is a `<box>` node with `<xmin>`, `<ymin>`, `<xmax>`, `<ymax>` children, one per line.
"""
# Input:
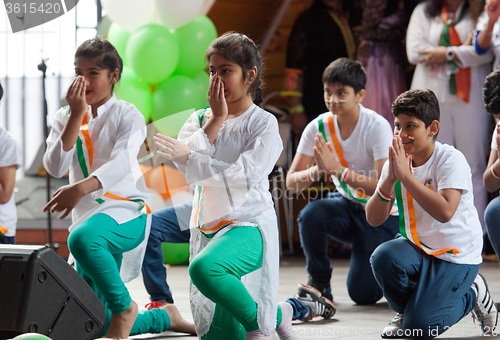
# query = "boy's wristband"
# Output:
<box><xmin>339</xmin><ymin>168</ymin><xmax>350</xmax><ymax>184</ymax></box>
<box><xmin>307</xmin><ymin>166</ymin><xmax>315</xmax><ymax>182</ymax></box>
<box><xmin>491</xmin><ymin>166</ymin><xmax>500</xmax><ymax>180</ymax></box>
<box><xmin>376</xmin><ymin>187</ymin><xmax>392</xmax><ymax>202</ymax></box>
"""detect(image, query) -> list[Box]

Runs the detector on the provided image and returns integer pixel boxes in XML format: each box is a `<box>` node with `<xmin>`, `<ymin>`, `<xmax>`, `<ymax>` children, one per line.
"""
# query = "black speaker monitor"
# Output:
<box><xmin>0</xmin><ymin>245</ymin><xmax>105</xmax><ymax>340</ymax></box>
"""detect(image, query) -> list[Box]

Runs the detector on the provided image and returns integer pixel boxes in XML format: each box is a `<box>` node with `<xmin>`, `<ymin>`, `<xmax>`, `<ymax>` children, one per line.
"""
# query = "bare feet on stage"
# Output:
<box><xmin>104</xmin><ymin>300</ymin><xmax>139</xmax><ymax>340</ymax></box>
<box><xmin>164</xmin><ymin>304</ymin><xmax>197</xmax><ymax>335</ymax></box>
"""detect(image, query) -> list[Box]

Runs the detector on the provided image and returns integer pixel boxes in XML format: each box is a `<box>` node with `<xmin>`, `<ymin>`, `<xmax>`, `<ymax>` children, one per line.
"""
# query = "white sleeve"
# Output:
<box><xmin>437</xmin><ymin>149</ymin><xmax>471</xmax><ymax>194</ymax></box>
<box><xmin>0</xmin><ymin>133</ymin><xmax>22</xmax><ymax>169</ymax></box>
<box><xmin>492</xmin><ymin>124</ymin><xmax>498</xmax><ymax>151</ymax></box>
<box><xmin>452</xmin><ymin>44</ymin><xmax>494</xmax><ymax>68</ymax></box>
<box><xmin>406</xmin><ymin>4</ymin><xmax>434</xmax><ymax>65</ymax></box>
<box><xmin>42</xmin><ymin>107</ymin><xmax>76</xmax><ymax>178</ymax></box>
<box><xmin>295</xmin><ymin>119</ymin><xmax>320</xmax><ymax>157</ymax></box>
<box><xmin>368</xmin><ymin>118</ymin><xmax>392</xmax><ymax>162</ymax></box>
<box><xmin>182</xmin><ymin>116</ymin><xmax>283</xmax><ymax>188</ymax></box>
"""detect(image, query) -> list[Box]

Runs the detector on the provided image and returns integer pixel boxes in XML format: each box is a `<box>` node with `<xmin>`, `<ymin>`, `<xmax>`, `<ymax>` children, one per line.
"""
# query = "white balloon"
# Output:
<box><xmin>155</xmin><ymin>0</ymin><xmax>205</xmax><ymax>29</ymax></box>
<box><xmin>101</xmin><ymin>0</ymin><xmax>155</xmax><ymax>33</ymax></box>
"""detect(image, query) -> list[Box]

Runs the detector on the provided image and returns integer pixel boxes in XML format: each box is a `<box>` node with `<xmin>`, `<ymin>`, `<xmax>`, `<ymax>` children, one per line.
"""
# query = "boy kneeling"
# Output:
<box><xmin>366</xmin><ymin>89</ymin><xmax>498</xmax><ymax>339</ymax></box>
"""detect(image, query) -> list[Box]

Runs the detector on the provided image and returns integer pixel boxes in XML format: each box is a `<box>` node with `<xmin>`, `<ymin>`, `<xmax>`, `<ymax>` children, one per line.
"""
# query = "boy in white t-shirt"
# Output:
<box><xmin>285</xmin><ymin>58</ymin><xmax>399</xmax><ymax>321</ymax></box>
<box><xmin>366</xmin><ymin>89</ymin><xmax>496</xmax><ymax>338</ymax></box>
<box><xmin>0</xmin><ymin>82</ymin><xmax>22</xmax><ymax>244</ymax></box>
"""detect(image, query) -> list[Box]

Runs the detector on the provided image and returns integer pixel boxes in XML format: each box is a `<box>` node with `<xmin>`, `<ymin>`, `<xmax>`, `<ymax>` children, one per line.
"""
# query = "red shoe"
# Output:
<box><xmin>145</xmin><ymin>301</ymin><xmax>168</xmax><ymax>311</ymax></box>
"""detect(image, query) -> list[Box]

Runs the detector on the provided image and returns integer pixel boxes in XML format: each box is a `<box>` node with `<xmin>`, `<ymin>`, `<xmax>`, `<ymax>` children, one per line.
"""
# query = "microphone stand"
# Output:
<box><xmin>38</xmin><ymin>58</ymin><xmax>55</xmax><ymax>252</ymax></box>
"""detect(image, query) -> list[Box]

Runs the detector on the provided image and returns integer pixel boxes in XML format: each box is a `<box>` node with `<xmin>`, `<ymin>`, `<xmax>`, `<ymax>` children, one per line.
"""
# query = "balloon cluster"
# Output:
<box><xmin>102</xmin><ymin>0</ymin><xmax>217</xmax><ymax>137</ymax></box>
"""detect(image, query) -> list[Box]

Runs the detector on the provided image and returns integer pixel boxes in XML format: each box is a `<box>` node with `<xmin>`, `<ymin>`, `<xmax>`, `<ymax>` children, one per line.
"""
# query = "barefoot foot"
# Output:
<box><xmin>104</xmin><ymin>300</ymin><xmax>139</xmax><ymax>339</ymax></box>
<box><xmin>163</xmin><ymin>304</ymin><xmax>196</xmax><ymax>335</ymax></box>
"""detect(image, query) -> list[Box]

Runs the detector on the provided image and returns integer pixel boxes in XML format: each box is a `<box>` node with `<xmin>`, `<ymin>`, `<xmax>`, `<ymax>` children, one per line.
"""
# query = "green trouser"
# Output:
<box><xmin>189</xmin><ymin>226</ymin><xmax>282</xmax><ymax>340</ymax></box>
<box><xmin>68</xmin><ymin>213</ymin><xmax>171</xmax><ymax>336</ymax></box>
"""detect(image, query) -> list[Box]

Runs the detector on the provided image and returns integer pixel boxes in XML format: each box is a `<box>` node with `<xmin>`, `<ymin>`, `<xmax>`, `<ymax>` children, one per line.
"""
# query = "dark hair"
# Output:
<box><xmin>75</xmin><ymin>36</ymin><xmax>123</xmax><ymax>90</ymax></box>
<box><xmin>0</xmin><ymin>82</ymin><xmax>3</xmax><ymax>101</ymax></box>
<box><xmin>392</xmin><ymin>89</ymin><xmax>440</xmax><ymax>138</ymax></box>
<box><xmin>483</xmin><ymin>70</ymin><xmax>500</xmax><ymax>115</ymax></box>
<box><xmin>322</xmin><ymin>58</ymin><xmax>366</xmax><ymax>94</ymax></box>
<box><xmin>206</xmin><ymin>32</ymin><xmax>264</xmax><ymax>106</ymax></box>
<box><xmin>425</xmin><ymin>0</ymin><xmax>484</xmax><ymax>22</ymax></box>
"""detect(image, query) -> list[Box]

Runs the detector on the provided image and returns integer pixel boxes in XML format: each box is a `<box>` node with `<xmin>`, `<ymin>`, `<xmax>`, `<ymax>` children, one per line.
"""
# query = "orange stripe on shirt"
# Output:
<box><xmin>81</xmin><ymin>111</ymin><xmax>93</xmax><ymax>171</ymax></box>
<box><xmin>327</xmin><ymin>115</ymin><xmax>348</xmax><ymax>167</ymax></box>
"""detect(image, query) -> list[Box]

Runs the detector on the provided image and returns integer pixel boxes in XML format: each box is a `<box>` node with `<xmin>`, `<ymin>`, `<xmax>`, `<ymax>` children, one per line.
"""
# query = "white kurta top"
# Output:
<box><xmin>175</xmin><ymin>104</ymin><xmax>283</xmax><ymax>336</ymax></box>
<box><xmin>0</xmin><ymin>127</ymin><xmax>22</xmax><ymax>236</ymax></box>
<box><xmin>407</xmin><ymin>3</ymin><xmax>493</xmax><ymax>103</ymax></box>
<box><xmin>43</xmin><ymin>94</ymin><xmax>151</xmax><ymax>281</ymax></box>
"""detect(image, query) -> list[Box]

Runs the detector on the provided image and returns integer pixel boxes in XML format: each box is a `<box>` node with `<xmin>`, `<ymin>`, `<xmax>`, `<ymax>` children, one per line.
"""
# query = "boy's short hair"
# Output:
<box><xmin>392</xmin><ymin>89</ymin><xmax>440</xmax><ymax>128</ymax></box>
<box><xmin>0</xmin><ymin>82</ymin><xmax>3</xmax><ymax>101</ymax></box>
<box><xmin>483</xmin><ymin>70</ymin><xmax>500</xmax><ymax>115</ymax></box>
<box><xmin>322</xmin><ymin>58</ymin><xmax>366</xmax><ymax>94</ymax></box>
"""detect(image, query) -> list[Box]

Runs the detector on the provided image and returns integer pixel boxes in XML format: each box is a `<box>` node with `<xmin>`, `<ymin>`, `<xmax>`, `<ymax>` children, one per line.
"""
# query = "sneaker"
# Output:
<box><xmin>471</xmin><ymin>273</ymin><xmax>498</xmax><ymax>335</ymax></box>
<box><xmin>145</xmin><ymin>301</ymin><xmax>168</xmax><ymax>311</ymax></box>
<box><xmin>306</xmin><ymin>276</ymin><xmax>334</xmax><ymax>301</ymax></box>
<box><xmin>296</xmin><ymin>283</ymin><xmax>336</xmax><ymax>320</ymax></box>
<box><xmin>381</xmin><ymin>313</ymin><xmax>405</xmax><ymax>338</ymax></box>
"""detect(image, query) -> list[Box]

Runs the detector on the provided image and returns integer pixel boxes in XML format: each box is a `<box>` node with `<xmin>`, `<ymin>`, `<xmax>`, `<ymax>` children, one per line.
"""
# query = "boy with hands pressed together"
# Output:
<box><xmin>366</xmin><ymin>89</ymin><xmax>497</xmax><ymax>339</ymax></box>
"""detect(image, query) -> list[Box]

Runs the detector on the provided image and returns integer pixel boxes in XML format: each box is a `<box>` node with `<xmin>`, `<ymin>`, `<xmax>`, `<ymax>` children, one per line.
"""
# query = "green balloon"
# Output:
<box><xmin>174</xmin><ymin>15</ymin><xmax>217</xmax><ymax>78</ymax></box>
<box><xmin>192</xmin><ymin>70</ymin><xmax>209</xmax><ymax>108</ymax></box>
<box><xmin>152</xmin><ymin>75</ymin><xmax>204</xmax><ymax>137</ymax></box>
<box><xmin>162</xmin><ymin>242</ymin><xmax>189</xmax><ymax>265</ymax></box>
<box><xmin>107</xmin><ymin>22</ymin><xmax>130</xmax><ymax>66</ymax></box>
<box><xmin>12</xmin><ymin>334</ymin><xmax>52</xmax><ymax>340</ymax></box>
<box><xmin>126</xmin><ymin>24</ymin><xmax>179</xmax><ymax>84</ymax></box>
<box><xmin>115</xmin><ymin>66</ymin><xmax>152</xmax><ymax>123</ymax></box>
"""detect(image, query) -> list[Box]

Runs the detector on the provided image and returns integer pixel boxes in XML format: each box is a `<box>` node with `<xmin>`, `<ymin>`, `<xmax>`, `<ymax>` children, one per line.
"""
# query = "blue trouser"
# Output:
<box><xmin>69</xmin><ymin>213</ymin><xmax>172</xmax><ymax>336</ymax></box>
<box><xmin>370</xmin><ymin>237</ymin><xmax>478</xmax><ymax>339</ymax></box>
<box><xmin>0</xmin><ymin>235</ymin><xmax>14</xmax><ymax>244</ymax></box>
<box><xmin>485</xmin><ymin>196</ymin><xmax>500</xmax><ymax>260</ymax></box>
<box><xmin>298</xmin><ymin>192</ymin><xmax>398</xmax><ymax>306</ymax></box>
<box><xmin>141</xmin><ymin>201</ymin><xmax>192</xmax><ymax>303</ymax></box>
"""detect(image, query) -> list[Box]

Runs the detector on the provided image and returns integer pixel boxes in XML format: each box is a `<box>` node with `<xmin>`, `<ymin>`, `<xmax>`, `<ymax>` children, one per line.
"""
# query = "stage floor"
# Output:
<box><xmin>126</xmin><ymin>256</ymin><xmax>500</xmax><ymax>340</ymax></box>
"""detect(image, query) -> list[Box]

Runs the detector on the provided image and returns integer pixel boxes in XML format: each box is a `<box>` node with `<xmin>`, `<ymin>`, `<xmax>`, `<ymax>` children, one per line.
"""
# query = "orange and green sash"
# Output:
<box><xmin>317</xmin><ymin>115</ymin><xmax>368</xmax><ymax>203</ymax></box>
<box><xmin>75</xmin><ymin>110</ymin><xmax>151</xmax><ymax>214</ymax></box>
<box><xmin>439</xmin><ymin>4</ymin><xmax>470</xmax><ymax>102</ymax></box>
<box><xmin>0</xmin><ymin>225</ymin><xmax>8</xmax><ymax>236</ymax></box>
<box><xmin>394</xmin><ymin>156</ymin><xmax>459</xmax><ymax>256</ymax></box>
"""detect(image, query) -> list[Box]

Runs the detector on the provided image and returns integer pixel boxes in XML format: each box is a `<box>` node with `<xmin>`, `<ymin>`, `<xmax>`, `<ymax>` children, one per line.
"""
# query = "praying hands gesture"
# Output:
<box><xmin>154</xmin><ymin>134</ymin><xmax>191</xmax><ymax>166</ymax></box>
<box><xmin>388</xmin><ymin>135</ymin><xmax>412</xmax><ymax>183</ymax></box>
<box><xmin>313</xmin><ymin>133</ymin><xmax>342</xmax><ymax>178</ymax></box>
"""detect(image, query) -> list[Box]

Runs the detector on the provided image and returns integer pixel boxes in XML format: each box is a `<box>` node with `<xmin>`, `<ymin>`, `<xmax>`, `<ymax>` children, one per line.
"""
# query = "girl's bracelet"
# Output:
<box><xmin>339</xmin><ymin>168</ymin><xmax>350</xmax><ymax>184</ymax></box>
<box><xmin>376</xmin><ymin>187</ymin><xmax>392</xmax><ymax>202</ymax></box>
<box><xmin>491</xmin><ymin>166</ymin><xmax>500</xmax><ymax>180</ymax></box>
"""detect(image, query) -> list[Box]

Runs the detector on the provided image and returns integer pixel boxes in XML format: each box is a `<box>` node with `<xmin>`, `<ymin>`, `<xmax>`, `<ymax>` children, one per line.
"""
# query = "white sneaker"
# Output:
<box><xmin>471</xmin><ymin>273</ymin><xmax>498</xmax><ymax>335</ymax></box>
<box><xmin>381</xmin><ymin>313</ymin><xmax>405</xmax><ymax>338</ymax></box>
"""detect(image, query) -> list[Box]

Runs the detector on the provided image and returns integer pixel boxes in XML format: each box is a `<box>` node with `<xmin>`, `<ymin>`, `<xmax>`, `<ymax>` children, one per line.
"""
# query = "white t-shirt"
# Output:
<box><xmin>297</xmin><ymin>104</ymin><xmax>393</xmax><ymax>204</ymax></box>
<box><xmin>379</xmin><ymin>142</ymin><xmax>483</xmax><ymax>264</ymax></box>
<box><xmin>0</xmin><ymin>127</ymin><xmax>22</xmax><ymax>236</ymax></box>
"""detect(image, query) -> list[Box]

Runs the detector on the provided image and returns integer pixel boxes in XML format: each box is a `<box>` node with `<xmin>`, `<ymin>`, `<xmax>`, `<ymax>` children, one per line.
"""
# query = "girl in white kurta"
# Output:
<box><xmin>406</xmin><ymin>0</ymin><xmax>493</xmax><ymax>232</ymax></box>
<box><xmin>154</xmin><ymin>33</ymin><xmax>293</xmax><ymax>340</ymax></box>
<box><xmin>43</xmin><ymin>37</ymin><xmax>195</xmax><ymax>339</ymax></box>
